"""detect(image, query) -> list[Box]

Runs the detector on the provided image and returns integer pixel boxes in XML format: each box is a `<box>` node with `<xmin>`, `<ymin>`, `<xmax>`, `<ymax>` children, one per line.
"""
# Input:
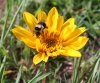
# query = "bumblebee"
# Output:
<box><xmin>34</xmin><ymin>20</ymin><xmax>47</xmax><ymax>37</ymax></box>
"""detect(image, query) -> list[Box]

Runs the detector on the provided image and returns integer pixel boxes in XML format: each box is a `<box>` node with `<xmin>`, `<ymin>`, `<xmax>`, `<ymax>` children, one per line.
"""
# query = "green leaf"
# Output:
<box><xmin>56</xmin><ymin>56</ymin><xmax>67</xmax><ymax>62</ymax></box>
<box><xmin>4</xmin><ymin>0</ymin><xmax>25</xmax><ymax>41</ymax></box>
<box><xmin>49</xmin><ymin>61</ymin><xmax>57</xmax><ymax>69</ymax></box>
<box><xmin>15</xmin><ymin>66</ymin><xmax>22</xmax><ymax>83</ymax></box>
<box><xmin>0</xmin><ymin>56</ymin><xmax>6</xmax><ymax>83</ymax></box>
<box><xmin>28</xmin><ymin>72</ymin><xmax>51</xmax><ymax>83</ymax></box>
<box><xmin>36</xmin><ymin>63</ymin><xmax>45</xmax><ymax>74</ymax></box>
<box><xmin>55</xmin><ymin>63</ymin><xmax>62</xmax><ymax>74</ymax></box>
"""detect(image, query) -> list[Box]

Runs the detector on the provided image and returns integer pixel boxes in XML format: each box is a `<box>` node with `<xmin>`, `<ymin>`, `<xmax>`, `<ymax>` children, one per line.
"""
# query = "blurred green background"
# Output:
<box><xmin>0</xmin><ymin>0</ymin><xmax>100</xmax><ymax>83</ymax></box>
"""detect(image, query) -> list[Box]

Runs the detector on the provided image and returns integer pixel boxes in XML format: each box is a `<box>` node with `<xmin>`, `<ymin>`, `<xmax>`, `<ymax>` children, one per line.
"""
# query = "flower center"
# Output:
<box><xmin>45</xmin><ymin>38</ymin><xmax>57</xmax><ymax>48</ymax></box>
<box><xmin>40</xmin><ymin>29</ymin><xmax>61</xmax><ymax>52</ymax></box>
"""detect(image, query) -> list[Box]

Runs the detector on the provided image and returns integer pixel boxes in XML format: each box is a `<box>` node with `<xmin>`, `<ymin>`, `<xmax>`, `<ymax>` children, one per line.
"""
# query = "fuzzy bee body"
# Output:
<box><xmin>34</xmin><ymin>21</ymin><xmax>47</xmax><ymax>37</ymax></box>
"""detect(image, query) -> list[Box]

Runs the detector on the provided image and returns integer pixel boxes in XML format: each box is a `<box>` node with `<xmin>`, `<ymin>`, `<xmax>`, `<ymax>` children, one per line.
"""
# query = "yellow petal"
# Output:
<box><xmin>60</xmin><ymin>18</ymin><xmax>76</xmax><ymax>40</ymax></box>
<box><xmin>42</xmin><ymin>53</ymin><xmax>49</xmax><ymax>62</ymax></box>
<box><xmin>38</xmin><ymin>10</ymin><xmax>47</xmax><ymax>22</ymax></box>
<box><xmin>60</xmin><ymin>25</ymin><xmax>70</xmax><ymax>40</ymax></box>
<box><xmin>12</xmin><ymin>25</ymin><xmax>33</xmax><ymax>39</ymax></box>
<box><xmin>63</xmin><ymin>27</ymin><xmax>86</xmax><ymax>42</ymax></box>
<box><xmin>33</xmin><ymin>53</ymin><xmax>42</xmax><ymax>65</ymax></box>
<box><xmin>57</xmin><ymin>16</ymin><xmax>64</xmax><ymax>32</ymax></box>
<box><xmin>46</xmin><ymin>7</ymin><xmax>58</xmax><ymax>31</ymax></box>
<box><xmin>68</xmin><ymin>36</ymin><xmax>89</xmax><ymax>50</ymax></box>
<box><xmin>23</xmin><ymin>12</ymin><xmax>38</xmax><ymax>33</ymax></box>
<box><xmin>51</xmin><ymin>52</ymin><xmax>57</xmax><ymax>57</ymax></box>
<box><xmin>36</xmin><ymin>39</ymin><xmax>43</xmax><ymax>52</ymax></box>
<box><xmin>61</xmin><ymin>18</ymin><xmax>76</xmax><ymax>32</ymax></box>
<box><xmin>51</xmin><ymin>52</ymin><xmax>58</xmax><ymax>59</ymax></box>
<box><xmin>63</xmin><ymin>48</ymin><xmax>81</xmax><ymax>57</ymax></box>
<box><xmin>63</xmin><ymin>25</ymin><xmax>76</xmax><ymax>40</ymax></box>
<box><xmin>12</xmin><ymin>25</ymin><xmax>36</xmax><ymax>48</ymax></box>
<box><xmin>33</xmin><ymin>52</ymin><xmax>49</xmax><ymax>65</ymax></box>
<box><xmin>21</xmin><ymin>37</ymin><xmax>36</xmax><ymax>49</ymax></box>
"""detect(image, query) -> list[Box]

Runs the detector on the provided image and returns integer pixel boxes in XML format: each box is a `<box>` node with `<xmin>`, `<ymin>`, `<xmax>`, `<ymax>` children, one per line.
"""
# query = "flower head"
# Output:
<box><xmin>12</xmin><ymin>7</ymin><xmax>89</xmax><ymax>65</ymax></box>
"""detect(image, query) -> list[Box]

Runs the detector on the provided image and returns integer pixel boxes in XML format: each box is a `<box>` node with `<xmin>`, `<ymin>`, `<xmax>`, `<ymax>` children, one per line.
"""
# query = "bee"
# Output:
<box><xmin>34</xmin><ymin>20</ymin><xmax>47</xmax><ymax>37</ymax></box>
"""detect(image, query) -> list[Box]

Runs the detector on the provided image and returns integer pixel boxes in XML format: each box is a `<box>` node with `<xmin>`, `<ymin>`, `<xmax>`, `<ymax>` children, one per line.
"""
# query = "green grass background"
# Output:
<box><xmin>0</xmin><ymin>0</ymin><xmax>100</xmax><ymax>83</ymax></box>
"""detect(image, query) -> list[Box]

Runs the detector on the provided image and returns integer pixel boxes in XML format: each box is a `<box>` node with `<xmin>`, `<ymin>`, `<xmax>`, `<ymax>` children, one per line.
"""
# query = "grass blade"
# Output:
<box><xmin>28</xmin><ymin>72</ymin><xmax>51</xmax><ymax>83</ymax></box>
<box><xmin>15</xmin><ymin>65</ymin><xmax>22</xmax><ymax>83</ymax></box>
<box><xmin>0</xmin><ymin>56</ymin><xmax>6</xmax><ymax>83</ymax></box>
<box><xmin>4</xmin><ymin>0</ymin><xmax>25</xmax><ymax>41</ymax></box>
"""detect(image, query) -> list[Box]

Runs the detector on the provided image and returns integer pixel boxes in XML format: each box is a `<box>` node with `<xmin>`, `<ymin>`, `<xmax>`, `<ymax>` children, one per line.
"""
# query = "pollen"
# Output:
<box><xmin>40</xmin><ymin>29</ymin><xmax>61</xmax><ymax>52</ymax></box>
<box><xmin>45</xmin><ymin>38</ymin><xmax>57</xmax><ymax>47</ymax></box>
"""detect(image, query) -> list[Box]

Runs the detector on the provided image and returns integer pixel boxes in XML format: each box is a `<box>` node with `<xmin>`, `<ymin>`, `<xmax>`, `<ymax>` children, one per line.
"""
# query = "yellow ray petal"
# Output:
<box><xmin>57</xmin><ymin>16</ymin><xmax>64</xmax><ymax>32</ymax></box>
<box><xmin>21</xmin><ymin>37</ymin><xmax>36</xmax><ymax>49</ymax></box>
<box><xmin>56</xmin><ymin>48</ymin><xmax>81</xmax><ymax>57</ymax></box>
<box><xmin>12</xmin><ymin>25</ymin><xmax>36</xmax><ymax>48</ymax></box>
<box><xmin>61</xmin><ymin>18</ymin><xmax>75</xmax><ymax>32</ymax></box>
<box><xmin>23</xmin><ymin>12</ymin><xmax>38</xmax><ymax>33</ymax></box>
<box><xmin>60</xmin><ymin>18</ymin><xmax>76</xmax><ymax>40</ymax></box>
<box><xmin>46</xmin><ymin>7</ymin><xmax>58</xmax><ymax>31</ymax></box>
<box><xmin>42</xmin><ymin>53</ymin><xmax>49</xmax><ymax>62</ymax></box>
<box><xmin>36</xmin><ymin>39</ymin><xmax>43</xmax><ymax>52</ymax></box>
<box><xmin>33</xmin><ymin>53</ymin><xmax>42</xmax><ymax>65</ymax></box>
<box><xmin>63</xmin><ymin>47</ymin><xmax>81</xmax><ymax>57</ymax></box>
<box><xmin>63</xmin><ymin>25</ymin><xmax>76</xmax><ymax>40</ymax></box>
<box><xmin>63</xmin><ymin>27</ymin><xmax>86</xmax><ymax>42</ymax></box>
<box><xmin>12</xmin><ymin>25</ymin><xmax>34</xmax><ymax>40</ymax></box>
<box><xmin>68</xmin><ymin>36</ymin><xmax>89</xmax><ymax>50</ymax></box>
<box><xmin>51</xmin><ymin>52</ymin><xmax>58</xmax><ymax>57</ymax></box>
<box><xmin>63</xmin><ymin>37</ymin><xmax>77</xmax><ymax>46</ymax></box>
<box><xmin>63</xmin><ymin>36</ymin><xmax>88</xmax><ymax>47</ymax></box>
<box><xmin>60</xmin><ymin>25</ymin><xmax>70</xmax><ymax>40</ymax></box>
<box><xmin>50</xmin><ymin>50</ymin><xmax>63</xmax><ymax>59</ymax></box>
<box><xmin>38</xmin><ymin>10</ymin><xmax>47</xmax><ymax>22</ymax></box>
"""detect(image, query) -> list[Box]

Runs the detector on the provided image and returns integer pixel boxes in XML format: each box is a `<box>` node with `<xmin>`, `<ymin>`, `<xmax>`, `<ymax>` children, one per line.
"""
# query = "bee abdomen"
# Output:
<box><xmin>38</xmin><ymin>22</ymin><xmax>47</xmax><ymax>28</ymax></box>
<box><xmin>35</xmin><ymin>27</ymin><xmax>41</xmax><ymax>31</ymax></box>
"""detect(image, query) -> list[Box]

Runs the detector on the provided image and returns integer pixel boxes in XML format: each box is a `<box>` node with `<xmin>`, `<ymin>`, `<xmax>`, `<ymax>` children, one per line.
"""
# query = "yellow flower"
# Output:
<box><xmin>12</xmin><ymin>7</ymin><xmax>89</xmax><ymax>65</ymax></box>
